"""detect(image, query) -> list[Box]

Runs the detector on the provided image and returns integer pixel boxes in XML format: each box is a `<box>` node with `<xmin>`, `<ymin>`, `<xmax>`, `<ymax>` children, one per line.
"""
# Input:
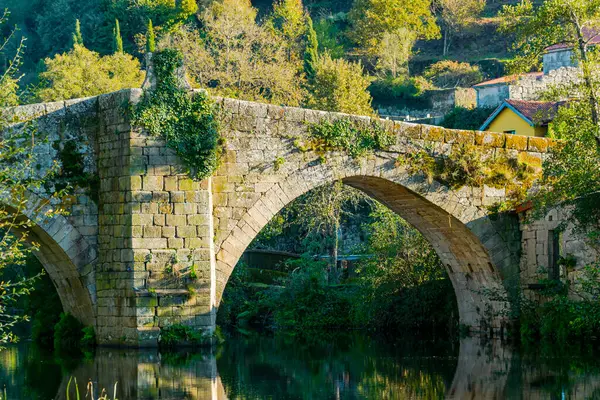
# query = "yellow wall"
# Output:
<box><xmin>486</xmin><ymin>108</ymin><xmax>547</xmax><ymax>137</ymax></box>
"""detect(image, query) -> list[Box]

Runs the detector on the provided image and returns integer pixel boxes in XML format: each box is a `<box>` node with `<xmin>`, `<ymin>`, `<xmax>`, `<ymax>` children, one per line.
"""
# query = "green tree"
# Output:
<box><xmin>114</xmin><ymin>19</ymin><xmax>124</xmax><ymax>53</ymax></box>
<box><xmin>180</xmin><ymin>0</ymin><xmax>199</xmax><ymax>18</ymax></box>
<box><xmin>435</xmin><ymin>0</ymin><xmax>486</xmax><ymax>56</ymax></box>
<box><xmin>375</xmin><ymin>30</ymin><xmax>416</xmax><ymax>79</ymax></box>
<box><xmin>0</xmin><ymin>10</ymin><xmax>63</xmax><ymax>346</ymax></box>
<box><xmin>304</xmin><ymin>15</ymin><xmax>319</xmax><ymax>83</ymax></box>
<box><xmin>267</xmin><ymin>0</ymin><xmax>307</xmax><ymax>61</ymax></box>
<box><xmin>348</xmin><ymin>0</ymin><xmax>440</xmax><ymax>56</ymax></box>
<box><xmin>72</xmin><ymin>19</ymin><xmax>83</xmax><ymax>47</ymax></box>
<box><xmin>36</xmin><ymin>44</ymin><xmax>144</xmax><ymax>101</ymax></box>
<box><xmin>161</xmin><ymin>0</ymin><xmax>305</xmax><ymax>106</ymax></box>
<box><xmin>306</xmin><ymin>53</ymin><xmax>373</xmax><ymax>115</ymax></box>
<box><xmin>0</xmin><ymin>10</ymin><xmax>23</xmax><ymax>107</ymax></box>
<box><xmin>147</xmin><ymin>19</ymin><xmax>156</xmax><ymax>53</ymax></box>
<box><xmin>424</xmin><ymin>60</ymin><xmax>483</xmax><ymax>88</ymax></box>
<box><xmin>33</xmin><ymin>0</ymin><xmax>104</xmax><ymax>58</ymax></box>
<box><xmin>500</xmin><ymin>0</ymin><xmax>600</xmax><ymax>135</ymax></box>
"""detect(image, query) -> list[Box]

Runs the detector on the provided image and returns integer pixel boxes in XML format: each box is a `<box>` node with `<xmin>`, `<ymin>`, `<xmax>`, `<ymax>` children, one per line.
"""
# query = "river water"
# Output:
<box><xmin>2</xmin><ymin>333</ymin><xmax>600</xmax><ymax>399</ymax></box>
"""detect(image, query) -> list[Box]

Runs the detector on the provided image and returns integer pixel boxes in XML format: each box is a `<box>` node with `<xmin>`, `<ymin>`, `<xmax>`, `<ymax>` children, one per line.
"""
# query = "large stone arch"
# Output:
<box><xmin>215</xmin><ymin>157</ymin><xmax>513</xmax><ymax>330</ymax></box>
<box><xmin>2</xmin><ymin>192</ymin><xmax>97</xmax><ymax>326</ymax></box>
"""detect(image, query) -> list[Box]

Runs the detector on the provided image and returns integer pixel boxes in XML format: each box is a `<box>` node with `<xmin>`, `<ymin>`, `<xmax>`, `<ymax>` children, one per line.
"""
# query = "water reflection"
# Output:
<box><xmin>2</xmin><ymin>334</ymin><xmax>600</xmax><ymax>399</ymax></box>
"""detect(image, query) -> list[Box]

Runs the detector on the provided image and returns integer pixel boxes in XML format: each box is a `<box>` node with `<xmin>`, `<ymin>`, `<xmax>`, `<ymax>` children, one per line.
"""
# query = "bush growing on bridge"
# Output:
<box><xmin>132</xmin><ymin>49</ymin><xmax>222</xmax><ymax>180</ymax></box>
<box><xmin>298</xmin><ymin>118</ymin><xmax>395</xmax><ymax>159</ymax></box>
<box><xmin>397</xmin><ymin>143</ymin><xmax>541</xmax><ymax>205</ymax></box>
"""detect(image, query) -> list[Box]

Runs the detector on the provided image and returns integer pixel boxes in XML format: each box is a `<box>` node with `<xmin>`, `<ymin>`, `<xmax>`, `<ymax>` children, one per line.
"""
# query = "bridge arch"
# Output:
<box><xmin>2</xmin><ymin>192</ymin><xmax>96</xmax><ymax>326</ymax></box>
<box><xmin>215</xmin><ymin>159</ymin><xmax>512</xmax><ymax>330</ymax></box>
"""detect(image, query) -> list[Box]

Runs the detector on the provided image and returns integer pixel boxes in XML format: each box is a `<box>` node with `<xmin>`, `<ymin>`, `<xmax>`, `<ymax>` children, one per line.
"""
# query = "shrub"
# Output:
<box><xmin>423</xmin><ymin>60</ymin><xmax>483</xmax><ymax>89</ymax></box>
<box><xmin>132</xmin><ymin>49</ymin><xmax>222</xmax><ymax>180</ymax></box>
<box><xmin>369</xmin><ymin>76</ymin><xmax>434</xmax><ymax>103</ymax></box>
<box><xmin>53</xmin><ymin>313</ymin><xmax>84</xmax><ymax>353</ymax></box>
<box><xmin>80</xmin><ymin>326</ymin><xmax>96</xmax><ymax>348</ymax></box>
<box><xmin>306</xmin><ymin>53</ymin><xmax>373</xmax><ymax>115</ymax></box>
<box><xmin>36</xmin><ymin>44</ymin><xmax>143</xmax><ymax>101</ymax></box>
<box><xmin>159</xmin><ymin>324</ymin><xmax>210</xmax><ymax>348</ymax></box>
<box><xmin>439</xmin><ymin>106</ymin><xmax>495</xmax><ymax>130</ymax></box>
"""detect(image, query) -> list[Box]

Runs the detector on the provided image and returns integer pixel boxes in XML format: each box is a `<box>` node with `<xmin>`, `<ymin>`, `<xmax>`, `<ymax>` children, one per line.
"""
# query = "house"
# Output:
<box><xmin>543</xmin><ymin>27</ymin><xmax>600</xmax><ymax>74</ymax></box>
<box><xmin>479</xmin><ymin>99</ymin><xmax>565</xmax><ymax>137</ymax></box>
<box><xmin>473</xmin><ymin>28</ymin><xmax>599</xmax><ymax>108</ymax></box>
<box><xmin>473</xmin><ymin>72</ymin><xmax>543</xmax><ymax>108</ymax></box>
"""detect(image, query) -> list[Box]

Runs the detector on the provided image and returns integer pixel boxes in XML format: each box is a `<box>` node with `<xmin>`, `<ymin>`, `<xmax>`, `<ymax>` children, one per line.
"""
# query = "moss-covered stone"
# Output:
<box><xmin>397</xmin><ymin>123</ymin><xmax>422</xmax><ymax>139</ymax></box>
<box><xmin>421</xmin><ymin>125</ymin><xmax>444</xmax><ymax>142</ymax></box>
<box><xmin>475</xmin><ymin>131</ymin><xmax>506</xmax><ymax>148</ymax></box>
<box><xmin>517</xmin><ymin>152</ymin><xmax>542</xmax><ymax>168</ymax></box>
<box><xmin>527</xmin><ymin>136</ymin><xmax>549</xmax><ymax>153</ymax></box>
<box><xmin>505</xmin><ymin>135</ymin><xmax>528</xmax><ymax>150</ymax></box>
<box><xmin>446</xmin><ymin>129</ymin><xmax>475</xmax><ymax>145</ymax></box>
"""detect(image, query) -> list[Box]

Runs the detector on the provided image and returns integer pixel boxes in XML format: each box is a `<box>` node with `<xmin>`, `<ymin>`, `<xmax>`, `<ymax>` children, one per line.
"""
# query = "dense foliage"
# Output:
<box><xmin>423</xmin><ymin>60</ymin><xmax>483</xmax><ymax>89</ymax></box>
<box><xmin>36</xmin><ymin>44</ymin><xmax>143</xmax><ymax>101</ymax></box>
<box><xmin>439</xmin><ymin>106</ymin><xmax>495</xmax><ymax>130</ymax></box>
<box><xmin>301</xmin><ymin>119</ymin><xmax>394</xmax><ymax>158</ymax></box>
<box><xmin>218</xmin><ymin>199</ymin><xmax>458</xmax><ymax>335</ymax></box>
<box><xmin>132</xmin><ymin>49</ymin><xmax>222</xmax><ymax>180</ymax></box>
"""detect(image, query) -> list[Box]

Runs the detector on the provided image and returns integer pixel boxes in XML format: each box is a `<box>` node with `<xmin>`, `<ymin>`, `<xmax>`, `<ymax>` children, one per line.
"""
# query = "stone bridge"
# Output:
<box><xmin>3</xmin><ymin>89</ymin><xmax>556</xmax><ymax>346</ymax></box>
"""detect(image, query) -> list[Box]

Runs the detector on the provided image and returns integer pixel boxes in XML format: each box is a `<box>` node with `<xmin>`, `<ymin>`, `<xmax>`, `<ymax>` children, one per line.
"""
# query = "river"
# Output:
<box><xmin>2</xmin><ymin>333</ymin><xmax>600</xmax><ymax>399</ymax></box>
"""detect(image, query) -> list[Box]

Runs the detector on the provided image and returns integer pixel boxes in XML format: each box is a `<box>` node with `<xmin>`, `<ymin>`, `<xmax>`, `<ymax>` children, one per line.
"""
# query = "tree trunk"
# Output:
<box><xmin>329</xmin><ymin>218</ymin><xmax>340</xmax><ymax>284</ymax></box>
<box><xmin>573</xmin><ymin>15</ymin><xmax>600</xmax><ymax>146</ymax></box>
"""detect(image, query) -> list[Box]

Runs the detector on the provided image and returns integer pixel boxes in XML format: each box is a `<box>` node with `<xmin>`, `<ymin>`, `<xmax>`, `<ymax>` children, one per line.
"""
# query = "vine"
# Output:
<box><xmin>296</xmin><ymin>118</ymin><xmax>395</xmax><ymax>159</ymax></box>
<box><xmin>132</xmin><ymin>49</ymin><xmax>222</xmax><ymax>180</ymax></box>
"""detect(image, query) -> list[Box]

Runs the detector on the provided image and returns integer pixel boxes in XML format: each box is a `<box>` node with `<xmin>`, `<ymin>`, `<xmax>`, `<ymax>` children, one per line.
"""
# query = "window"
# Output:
<box><xmin>548</xmin><ymin>230</ymin><xmax>561</xmax><ymax>280</ymax></box>
<box><xmin>504</xmin><ymin>130</ymin><xmax>516</xmax><ymax>135</ymax></box>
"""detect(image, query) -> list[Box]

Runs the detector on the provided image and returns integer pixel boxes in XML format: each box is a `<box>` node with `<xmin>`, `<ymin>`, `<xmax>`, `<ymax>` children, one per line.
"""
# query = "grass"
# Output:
<box><xmin>66</xmin><ymin>377</ymin><xmax>119</xmax><ymax>400</ymax></box>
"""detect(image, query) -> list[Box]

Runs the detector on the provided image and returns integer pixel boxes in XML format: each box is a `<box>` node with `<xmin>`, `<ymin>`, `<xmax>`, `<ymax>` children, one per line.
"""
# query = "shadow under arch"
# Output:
<box><xmin>215</xmin><ymin>169</ymin><xmax>510</xmax><ymax>330</ymax></box>
<box><xmin>1</xmin><ymin>192</ymin><xmax>97</xmax><ymax>326</ymax></box>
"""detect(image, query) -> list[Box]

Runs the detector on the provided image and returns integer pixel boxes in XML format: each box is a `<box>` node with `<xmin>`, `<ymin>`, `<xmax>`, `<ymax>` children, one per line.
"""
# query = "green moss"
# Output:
<box><xmin>273</xmin><ymin>156</ymin><xmax>285</xmax><ymax>171</ymax></box>
<box><xmin>132</xmin><ymin>49</ymin><xmax>222</xmax><ymax>180</ymax></box>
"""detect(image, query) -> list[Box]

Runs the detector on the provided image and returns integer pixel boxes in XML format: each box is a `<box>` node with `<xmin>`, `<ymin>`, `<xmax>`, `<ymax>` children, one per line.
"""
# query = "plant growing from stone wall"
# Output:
<box><xmin>297</xmin><ymin>118</ymin><xmax>395</xmax><ymax>160</ymax></box>
<box><xmin>132</xmin><ymin>49</ymin><xmax>222</xmax><ymax>180</ymax></box>
<box><xmin>396</xmin><ymin>143</ymin><xmax>542</xmax><ymax>207</ymax></box>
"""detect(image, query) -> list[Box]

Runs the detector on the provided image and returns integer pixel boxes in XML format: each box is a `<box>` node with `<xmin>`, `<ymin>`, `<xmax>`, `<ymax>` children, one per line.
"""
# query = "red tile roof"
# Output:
<box><xmin>474</xmin><ymin>72</ymin><xmax>543</xmax><ymax>87</ymax></box>
<box><xmin>505</xmin><ymin>99</ymin><xmax>566</xmax><ymax>125</ymax></box>
<box><xmin>545</xmin><ymin>27</ymin><xmax>600</xmax><ymax>52</ymax></box>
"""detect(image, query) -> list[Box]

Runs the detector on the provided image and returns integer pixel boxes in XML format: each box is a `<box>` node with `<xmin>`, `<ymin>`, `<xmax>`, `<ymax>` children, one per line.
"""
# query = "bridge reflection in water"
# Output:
<box><xmin>4</xmin><ymin>336</ymin><xmax>600</xmax><ymax>399</ymax></box>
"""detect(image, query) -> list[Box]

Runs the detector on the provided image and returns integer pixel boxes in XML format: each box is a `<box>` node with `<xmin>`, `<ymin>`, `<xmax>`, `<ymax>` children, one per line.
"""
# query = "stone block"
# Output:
<box><xmin>445</xmin><ymin>129</ymin><xmax>474</xmax><ymax>145</ymax></box>
<box><xmin>143</xmin><ymin>176</ymin><xmax>163</xmax><ymax>191</ymax></box>
<box><xmin>475</xmin><ymin>131</ymin><xmax>505</xmax><ymax>148</ymax></box>
<box><xmin>505</xmin><ymin>135</ymin><xmax>528</xmax><ymax>151</ymax></box>
<box><xmin>527</xmin><ymin>136</ymin><xmax>549</xmax><ymax>153</ymax></box>
<box><xmin>174</xmin><ymin>203</ymin><xmax>196</xmax><ymax>215</ymax></box>
<box><xmin>421</xmin><ymin>125</ymin><xmax>444</xmax><ymax>142</ymax></box>
<box><xmin>166</xmin><ymin>215</ymin><xmax>187</xmax><ymax>226</ymax></box>
<box><xmin>132</xmin><ymin>238</ymin><xmax>168</xmax><ymax>249</ymax></box>
<box><xmin>162</xmin><ymin>226</ymin><xmax>176</xmax><ymax>238</ymax></box>
<box><xmin>176</xmin><ymin>226</ymin><xmax>196</xmax><ymax>238</ymax></box>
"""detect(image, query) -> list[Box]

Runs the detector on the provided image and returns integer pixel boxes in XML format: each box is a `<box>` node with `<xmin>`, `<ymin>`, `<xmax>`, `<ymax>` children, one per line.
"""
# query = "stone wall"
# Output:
<box><xmin>510</xmin><ymin>67</ymin><xmax>581</xmax><ymax>102</ymax></box>
<box><xmin>543</xmin><ymin>49</ymin><xmax>576</xmax><ymax>74</ymax></box>
<box><xmin>476</xmin><ymin>84</ymin><xmax>510</xmax><ymax>108</ymax></box>
<box><xmin>377</xmin><ymin>87</ymin><xmax>476</xmax><ymax>124</ymax></box>
<box><xmin>519</xmin><ymin>206</ymin><xmax>600</xmax><ymax>301</ymax></box>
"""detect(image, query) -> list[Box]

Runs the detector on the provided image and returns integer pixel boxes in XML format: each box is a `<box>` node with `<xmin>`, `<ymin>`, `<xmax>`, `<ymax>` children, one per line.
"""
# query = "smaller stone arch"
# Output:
<box><xmin>1</xmin><ymin>192</ymin><xmax>97</xmax><ymax>326</ymax></box>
